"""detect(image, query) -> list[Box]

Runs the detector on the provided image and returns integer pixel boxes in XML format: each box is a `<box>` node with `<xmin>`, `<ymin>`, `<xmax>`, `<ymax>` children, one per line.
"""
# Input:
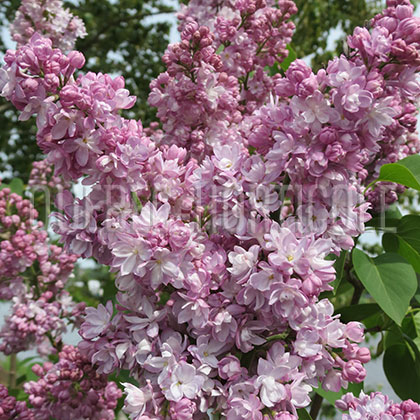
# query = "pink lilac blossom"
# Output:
<box><xmin>0</xmin><ymin>182</ymin><xmax>76</xmax><ymax>298</ymax></box>
<box><xmin>28</xmin><ymin>159</ymin><xmax>71</xmax><ymax>193</ymax></box>
<box><xmin>150</xmin><ymin>0</ymin><xmax>297</xmax><ymax>160</ymax></box>
<box><xmin>0</xmin><ymin>185</ymin><xmax>44</xmax><ymax>296</ymax></box>
<box><xmin>0</xmin><ymin>384</ymin><xmax>34</xmax><ymax>420</ymax></box>
<box><xmin>23</xmin><ymin>345</ymin><xmax>122</xmax><ymax>420</ymax></box>
<box><xmin>1</xmin><ymin>0</ymin><xmax>420</xmax><ymax>418</ymax></box>
<box><xmin>0</xmin><ymin>290</ymin><xmax>84</xmax><ymax>356</ymax></box>
<box><xmin>0</xmin><ymin>180</ymin><xmax>81</xmax><ymax>355</ymax></box>
<box><xmin>336</xmin><ymin>391</ymin><xmax>420</xmax><ymax>419</ymax></box>
<box><xmin>10</xmin><ymin>0</ymin><xmax>86</xmax><ymax>52</ymax></box>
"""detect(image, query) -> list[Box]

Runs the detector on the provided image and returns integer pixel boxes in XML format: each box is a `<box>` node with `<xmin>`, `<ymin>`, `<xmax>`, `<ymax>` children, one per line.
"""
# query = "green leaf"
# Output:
<box><xmin>384</xmin><ymin>324</ymin><xmax>404</xmax><ymax>349</ymax></box>
<box><xmin>352</xmin><ymin>249</ymin><xmax>417</xmax><ymax>325</ymax></box>
<box><xmin>8</xmin><ymin>178</ymin><xmax>24</xmax><ymax>195</ymax></box>
<box><xmin>412</xmin><ymin>311</ymin><xmax>420</xmax><ymax>340</ymax></box>
<box><xmin>403</xmin><ymin>332</ymin><xmax>420</xmax><ymax>376</ymax></box>
<box><xmin>383</xmin><ymin>216</ymin><xmax>420</xmax><ymax>273</ymax></box>
<box><xmin>8</xmin><ymin>388</ymin><xmax>28</xmax><ymax>400</ymax></box>
<box><xmin>158</xmin><ymin>290</ymin><xmax>171</xmax><ymax>306</ymax></box>
<box><xmin>16</xmin><ymin>373</ymin><xmax>27</xmax><ymax>386</ymax></box>
<box><xmin>337</xmin><ymin>302</ymin><xmax>390</xmax><ymax>332</ymax></box>
<box><xmin>280</xmin><ymin>45</ymin><xmax>297</xmax><ymax>71</ymax></box>
<box><xmin>367</xmin><ymin>205</ymin><xmax>402</xmax><ymax>229</ymax></box>
<box><xmin>248</xmin><ymin>146</ymin><xmax>256</xmax><ymax>155</ymax></box>
<box><xmin>330</xmin><ymin>251</ymin><xmax>347</xmax><ymax>295</ymax></box>
<box><xmin>0</xmin><ymin>178</ymin><xmax>25</xmax><ymax>196</ymax></box>
<box><xmin>382</xmin><ymin>233</ymin><xmax>399</xmax><ymax>252</ymax></box>
<box><xmin>19</xmin><ymin>356</ymin><xmax>39</xmax><ymax>366</ymax></box>
<box><xmin>402</xmin><ymin>314</ymin><xmax>417</xmax><ymax>340</ymax></box>
<box><xmin>334</xmin><ymin>278</ymin><xmax>354</xmax><ymax>297</ymax></box>
<box><xmin>297</xmin><ymin>408</ymin><xmax>313</xmax><ymax>420</ymax></box>
<box><xmin>375</xmin><ymin>155</ymin><xmax>420</xmax><ymax>191</ymax></box>
<box><xmin>383</xmin><ymin>343</ymin><xmax>420</xmax><ymax>402</ymax></box>
<box><xmin>336</xmin><ymin>303</ymin><xmax>381</xmax><ymax>323</ymax></box>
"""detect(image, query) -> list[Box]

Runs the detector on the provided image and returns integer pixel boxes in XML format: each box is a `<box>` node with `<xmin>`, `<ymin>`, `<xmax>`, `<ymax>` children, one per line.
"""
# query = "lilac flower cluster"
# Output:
<box><xmin>0</xmin><ymin>185</ymin><xmax>43</xmax><ymax>295</ymax></box>
<box><xmin>0</xmin><ymin>384</ymin><xmax>33</xmax><ymax>420</ymax></box>
<box><xmin>149</xmin><ymin>22</ymin><xmax>241</xmax><ymax>160</ymax></box>
<box><xmin>178</xmin><ymin>0</ymin><xmax>297</xmax><ymax>101</ymax></box>
<box><xmin>28</xmin><ymin>159</ymin><xmax>71</xmax><ymax>194</ymax></box>
<box><xmin>1</xmin><ymin>0</ymin><xmax>420</xmax><ymax>418</ymax></box>
<box><xmin>337</xmin><ymin>391</ymin><xmax>420</xmax><ymax>419</ymax></box>
<box><xmin>0</xmin><ymin>180</ymin><xmax>81</xmax><ymax>355</ymax></box>
<box><xmin>10</xmin><ymin>0</ymin><xmax>86</xmax><ymax>52</ymax></box>
<box><xmin>245</xmin><ymin>3</ymin><xmax>420</xmax><ymax>218</ymax></box>
<box><xmin>0</xmin><ymin>182</ymin><xmax>77</xmax><ymax>296</ymax></box>
<box><xmin>150</xmin><ymin>0</ymin><xmax>297</xmax><ymax>160</ymax></box>
<box><xmin>0</xmin><ymin>290</ymin><xmax>85</xmax><ymax>356</ymax></box>
<box><xmin>2</xmin><ymin>27</ymin><xmax>370</xmax><ymax>419</ymax></box>
<box><xmin>22</xmin><ymin>345</ymin><xmax>121</xmax><ymax>420</ymax></box>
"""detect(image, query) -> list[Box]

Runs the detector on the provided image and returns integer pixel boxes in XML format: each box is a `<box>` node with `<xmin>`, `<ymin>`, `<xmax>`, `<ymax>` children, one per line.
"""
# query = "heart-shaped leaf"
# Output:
<box><xmin>374</xmin><ymin>155</ymin><xmax>420</xmax><ymax>191</ymax></box>
<box><xmin>352</xmin><ymin>249</ymin><xmax>417</xmax><ymax>325</ymax></box>
<box><xmin>384</xmin><ymin>343</ymin><xmax>420</xmax><ymax>402</ymax></box>
<box><xmin>383</xmin><ymin>215</ymin><xmax>420</xmax><ymax>273</ymax></box>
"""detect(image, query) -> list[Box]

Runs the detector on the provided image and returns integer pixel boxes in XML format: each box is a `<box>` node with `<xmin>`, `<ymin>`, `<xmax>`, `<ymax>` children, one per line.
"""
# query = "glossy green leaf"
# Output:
<box><xmin>412</xmin><ymin>311</ymin><xmax>420</xmax><ymax>339</ymax></box>
<box><xmin>402</xmin><ymin>314</ymin><xmax>417</xmax><ymax>340</ymax></box>
<box><xmin>384</xmin><ymin>324</ymin><xmax>405</xmax><ymax>350</ymax></box>
<box><xmin>382</xmin><ymin>232</ymin><xmax>399</xmax><ymax>252</ymax></box>
<box><xmin>403</xmin><ymin>332</ymin><xmax>420</xmax><ymax>376</ymax></box>
<box><xmin>352</xmin><ymin>249</ymin><xmax>417</xmax><ymax>325</ymax></box>
<box><xmin>336</xmin><ymin>303</ymin><xmax>381</xmax><ymax>323</ymax></box>
<box><xmin>382</xmin><ymin>231</ymin><xmax>420</xmax><ymax>273</ymax></box>
<box><xmin>337</xmin><ymin>303</ymin><xmax>387</xmax><ymax>331</ymax></box>
<box><xmin>367</xmin><ymin>205</ymin><xmax>402</xmax><ymax>229</ymax></box>
<box><xmin>374</xmin><ymin>155</ymin><xmax>420</xmax><ymax>191</ymax></box>
<box><xmin>383</xmin><ymin>343</ymin><xmax>420</xmax><ymax>402</ymax></box>
<box><xmin>382</xmin><ymin>216</ymin><xmax>420</xmax><ymax>273</ymax></box>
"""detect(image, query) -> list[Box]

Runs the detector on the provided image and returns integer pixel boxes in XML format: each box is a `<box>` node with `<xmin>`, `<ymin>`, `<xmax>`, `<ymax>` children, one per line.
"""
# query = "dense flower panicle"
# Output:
<box><xmin>1</xmin><ymin>0</ymin><xmax>420</xmax><ymax>418</ymax></box>
<box><xmin>0</xmin><ymin>290</ymin><xmax>84</xmax><ymax>356</ymax></box>
<box><xmin>0</xmin><ymin>181</ymin><xmax>77</xmax><ymax>295</ymax></box>
<box><xmin>0</xmin><ymin>180</ymin><xmax>80</xmax><ymax>355</ymax></box>
<box><xmin>28</xmin><ymin>159</ymin><xmax>71</xmax><ymax>193</ymax></box>
<box><xmin>0</xmin><ymin>384</ymin><xmax>34</xmax><ymax>420</ymax></box>
<box><xmin>23</xmin><ymin>345</ymin><xmax>122</xmax><ymax>420</ymax></box>
<box><xmin>78</xmin><ymin>295</ymin><xmax>369</xmax><ymax>417</ymax></box>
<box><xmin>336</xmin><ymin>391</ymin><xmax>420</xmax><ymax>419</ymax></box>
<box><xmin>149</xmin><ymin>0</ymin><xmax>297</xmax><ymax>159</ymax></box>
<box><xmin>0</xmin><ymin>185</ymin><xmax>44</xmax><ymax>290</ymax></box>
<box><xmin>178</xmin><ymin>0</ymin><xmax>297</xmax><ymax>78</ymax></box>
<box><xmin>10</xmin><ymin>0</ymin><xmax>86</xmax><ymax>52</ymax></box>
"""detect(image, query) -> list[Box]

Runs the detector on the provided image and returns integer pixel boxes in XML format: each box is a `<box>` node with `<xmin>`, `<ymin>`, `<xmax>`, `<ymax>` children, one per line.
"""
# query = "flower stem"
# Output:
<box><xmin>8</xmin><ymin>353</ymin><xmax>17</xmax><ymax>389</ymax></box>
<box><xmin>310</xmin><ymin>393</ymin><xmax>323</xmax><ymax>419</ymax></box>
